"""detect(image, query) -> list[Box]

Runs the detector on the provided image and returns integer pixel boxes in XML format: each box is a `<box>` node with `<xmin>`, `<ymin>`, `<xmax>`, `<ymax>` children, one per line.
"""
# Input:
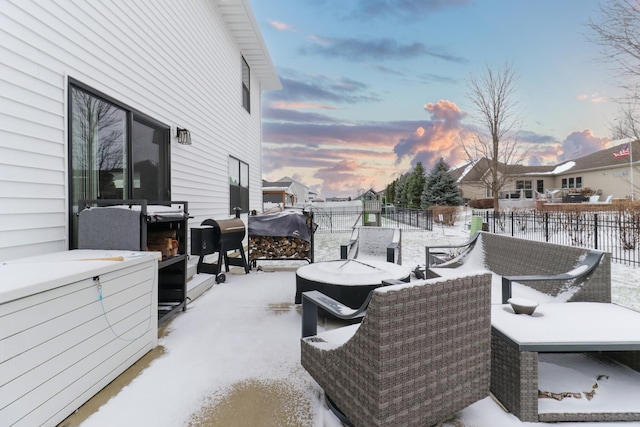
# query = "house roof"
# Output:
<box><xmin>551</xmin><ymin>139</ymin><xmax>639</xmax><ymax>174</ymax></box>
<box><xmin>262</xmin><ymin>180</ymin><xmax>292</xmax><ymax>191</ymax></box>
<box><xmin>215</xmin><ymin>0</ymin><xmax>281</xmax><ymax>91</ymax></box>
<box><xmin>452</xmin><ymin>140</ymin><xmax>640</xmax><ymax>183</ymax></box>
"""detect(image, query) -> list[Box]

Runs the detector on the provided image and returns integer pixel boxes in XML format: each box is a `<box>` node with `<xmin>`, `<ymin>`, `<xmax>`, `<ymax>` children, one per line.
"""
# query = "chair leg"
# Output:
<box><xmin>325</xmin><ymin>394</ymin><xmax>354</xmax><ymax>427</ymax></box>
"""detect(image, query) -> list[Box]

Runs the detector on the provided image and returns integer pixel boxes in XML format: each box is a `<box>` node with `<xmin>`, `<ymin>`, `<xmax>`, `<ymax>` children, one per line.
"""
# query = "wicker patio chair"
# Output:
<box><xmin>301</xmin><ymin>272</ymin><xmax>492</xmax><ymax>426</ymax></box>
<box><xmin>340</xmin><ymin>226</ymin><xmax>402</xmax><ymax>264</ymax></box>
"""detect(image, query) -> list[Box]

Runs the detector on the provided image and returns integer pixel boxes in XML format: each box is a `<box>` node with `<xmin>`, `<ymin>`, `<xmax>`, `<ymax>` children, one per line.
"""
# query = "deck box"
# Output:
<box><xmin>0</xmin><ymin>250</ymin><xmax>158</xmax><ymax>427</ymax></box>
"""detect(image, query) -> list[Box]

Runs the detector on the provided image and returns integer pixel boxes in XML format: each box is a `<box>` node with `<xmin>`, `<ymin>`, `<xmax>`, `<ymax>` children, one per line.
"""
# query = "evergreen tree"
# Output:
<box><xmin>421</xmin><ymin>158</ymin><xmax>463</xmax><ymax>207</ymax></box>
<box><xmin>395</xmin><ymin>173</ymin><xmax>408</xmax><ymax>206</ymax></box>
<box><xmin>385</xmin><ymin>180</ymin><xmax>397</xmax><ymax>205</ymax></box>
<box><xmin>406</xmin><ymin>162</ymin><xmax>426</xmax><ymax>208</ymax></box>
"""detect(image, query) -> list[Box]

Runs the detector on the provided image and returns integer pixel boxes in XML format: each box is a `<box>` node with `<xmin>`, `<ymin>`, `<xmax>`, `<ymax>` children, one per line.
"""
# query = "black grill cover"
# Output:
<box><xmin>248</xmin><ymin>211</ymin><xmax>313</xmax><ymax>242</ymax></box>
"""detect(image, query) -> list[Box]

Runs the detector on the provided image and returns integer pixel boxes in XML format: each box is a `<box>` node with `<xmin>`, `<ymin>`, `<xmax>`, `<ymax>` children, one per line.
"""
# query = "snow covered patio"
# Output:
<box><xmin>63</xmin><ymin>223</ymin><xmax>640</xmax><ymax>427</ymax></box>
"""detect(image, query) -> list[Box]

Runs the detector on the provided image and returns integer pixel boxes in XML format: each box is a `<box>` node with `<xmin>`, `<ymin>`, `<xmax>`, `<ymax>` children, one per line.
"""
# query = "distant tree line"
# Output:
<box><xmin>385</xmin><ymin>158</ymin><xmax>462</xmax><ymax>209</ymax></box>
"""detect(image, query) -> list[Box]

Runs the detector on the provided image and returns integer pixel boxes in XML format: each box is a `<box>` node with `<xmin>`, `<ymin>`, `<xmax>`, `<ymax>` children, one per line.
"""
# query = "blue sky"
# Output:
<box><xmin>250</xmin><ymin>0</ymin><xmax>620</xmax><ymax>199</ymax></box>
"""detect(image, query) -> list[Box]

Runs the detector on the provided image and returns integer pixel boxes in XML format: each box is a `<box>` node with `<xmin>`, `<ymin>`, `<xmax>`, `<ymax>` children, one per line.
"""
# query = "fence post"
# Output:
<box><xmin>511</xmin><ymin>211</ymin><xmax>515</xmax><ymax>236</ymax></box>
<box><xmin>544</xmin><ymin>212</ymin><xmax>549</xmax><ymax>242</ymax></box>
<box><xmin>594</xmin><ymin>213</ymin><xmax>598</xmax><ymax>250</ymax></box>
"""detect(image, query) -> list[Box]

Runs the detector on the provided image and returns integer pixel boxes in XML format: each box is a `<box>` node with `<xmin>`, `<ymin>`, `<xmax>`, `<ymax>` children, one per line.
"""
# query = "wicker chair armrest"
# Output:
<box><xmin>340</xmin><ymin>227</ymin><xmax>360</xmax><ymax>259</ymax></box>
<box><xmin>340</xmin><ymin>239</ymin><xmax>358</xmax><ymax>259</ymax></box>
<box><xmin>386</xmin><ymin>229</ymin><xmax>401</xmax><ymax>263</ymax></box>
<box><xmin>301</xmin><ymin>290</ymin><xmax>371</xmax><ymax>337</ymax></box>
<box><xmin>425</xmin><ymin>232</ymin><xmax>480</xmax><ymax>267</ymax></box>
<box><xmin>501</xmin><ymin>251</ymin><xmax>605</xmax><ymax>303</ymax></box>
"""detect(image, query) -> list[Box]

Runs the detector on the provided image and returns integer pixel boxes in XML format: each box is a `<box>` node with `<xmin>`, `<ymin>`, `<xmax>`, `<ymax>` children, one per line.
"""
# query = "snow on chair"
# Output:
<box><xmin>340</xmin><ymin>226</ymin><xmax>401</xmax><ymax>264</ymax></box>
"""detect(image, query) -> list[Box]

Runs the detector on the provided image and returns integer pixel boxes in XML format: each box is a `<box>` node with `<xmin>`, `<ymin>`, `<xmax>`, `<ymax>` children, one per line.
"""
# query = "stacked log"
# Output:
<box><xmin>147</xmin><ymin>230</ymin><xmax>179</xmax><ymax>258</ymax></box>
<box><xmin>249</xmin><ymin>236</ymin><xmax>312</xmax><ymax>261</ymax></box>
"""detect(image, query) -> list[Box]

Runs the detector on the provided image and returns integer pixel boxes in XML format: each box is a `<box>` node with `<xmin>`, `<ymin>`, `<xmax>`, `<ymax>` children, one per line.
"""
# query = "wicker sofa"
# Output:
<box><xmin>426</xmin><ymin>231</ymin><xmax>611</xmax><ymax>305</ymax></box>
<box><xmin>301</xmin><ymin>272</ymin><xmax>492</xmax><ymax>426</ymax></box>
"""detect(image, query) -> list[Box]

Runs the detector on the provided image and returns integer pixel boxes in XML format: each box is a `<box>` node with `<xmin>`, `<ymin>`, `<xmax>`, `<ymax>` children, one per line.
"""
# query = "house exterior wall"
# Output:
<box><xmin>555</xmin><ymin>165</ymin><xmax>640</xmax><ymax>199</ymax></box>
<box><xmin>459</xmin><ymin>182</ymin><xmax>487</xmax><ymax>201</ymax></box>
<box><xmin>0</xmin><ymin>0</ymin><xmax>276</xmax><ymax>261</ymax></box>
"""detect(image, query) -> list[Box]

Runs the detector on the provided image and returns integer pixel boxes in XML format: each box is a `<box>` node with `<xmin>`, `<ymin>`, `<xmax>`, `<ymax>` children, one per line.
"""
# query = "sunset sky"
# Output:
<box><xmin>250</xmin><ymin>0</ymin><xmax>620</xmax><ymax>199</ymax></box>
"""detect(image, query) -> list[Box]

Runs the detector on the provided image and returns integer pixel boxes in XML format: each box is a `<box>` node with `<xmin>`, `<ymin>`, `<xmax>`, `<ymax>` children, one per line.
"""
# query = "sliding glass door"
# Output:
<box><xmin>68</xmin><ymin>80</ymin><xmax>170</xmax><ymax>247</ymax></box>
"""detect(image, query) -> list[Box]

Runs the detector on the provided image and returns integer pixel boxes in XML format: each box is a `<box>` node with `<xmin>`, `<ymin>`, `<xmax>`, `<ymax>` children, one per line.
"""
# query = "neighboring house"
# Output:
<box><xmin>451</xmin><ymin>140</ymin><xmax>640</xmax><ymax>203</ymax></box>
<box><xmin>0</xmin><ymin>0</ymin><xmax>280</xmax><ymax>261</ymax></box>
<box><xmin>552</xmin><ymin>140</ymin><xmax>639</xmax><ymax>199</ymax></box>
<box><xmin>277</xmin><ymin>176</ymin><xmax>309</xmax><ymax>203</ymax></box>
<box><xmin>262</xmin><ymin>180</ymin><xmax>296</xmax><ymax>206</ymax></box>
<box><xmin>262</xmin><ymin>176</ymin><xmax>310</xmax><ymax>207</ymax></box>
<box><xmin>450</xmin><ymin>158</ymin><xmax>555</xmax><ymax>202</ymax></box>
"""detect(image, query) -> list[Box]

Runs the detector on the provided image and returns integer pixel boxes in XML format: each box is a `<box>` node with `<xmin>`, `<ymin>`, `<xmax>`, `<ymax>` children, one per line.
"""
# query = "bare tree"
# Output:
<box><xmin>589</xmin><ymin>0</ymin><xmax>640</xmax><ymax>99</ymax></box>
<box><xmin>611</xmin><ymin>102</ymin><xmax>640</xmax><ymax>141</ymax></box>
<box><xmin>590</xmin><ymin>1</ymin><xmax>640</xmax><ymax>200</ymax></box>
<box><xmin>462</xmin><ymin>63</ymin><xmax>527</xmax><ymax>212</ymax></box>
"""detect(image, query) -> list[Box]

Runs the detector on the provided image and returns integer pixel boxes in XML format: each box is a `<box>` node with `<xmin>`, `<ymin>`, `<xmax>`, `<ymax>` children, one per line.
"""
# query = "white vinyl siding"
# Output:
<box><xmin>0</xmin><ymin>0</ymin><xmax>272</xmax><ymax>260</ymax></box>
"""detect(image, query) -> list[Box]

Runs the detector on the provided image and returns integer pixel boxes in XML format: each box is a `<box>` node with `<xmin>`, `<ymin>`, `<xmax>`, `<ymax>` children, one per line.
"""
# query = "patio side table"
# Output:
<box><xmin>491</xmin><ymin>303</ymin><xmax>640</xmax><ymax>422</ymax></box>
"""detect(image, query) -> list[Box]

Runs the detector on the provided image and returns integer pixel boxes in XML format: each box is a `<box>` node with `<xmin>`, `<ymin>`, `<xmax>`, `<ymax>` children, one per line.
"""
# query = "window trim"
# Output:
<box><xmin>242</xmin><ymin>57</ymin><xmax>250</xmax><ymax>113</ymax></box>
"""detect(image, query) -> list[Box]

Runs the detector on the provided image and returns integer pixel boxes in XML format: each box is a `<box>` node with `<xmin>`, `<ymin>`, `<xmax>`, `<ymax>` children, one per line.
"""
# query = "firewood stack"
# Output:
<box><xmin>249</xmin><ymin>236</ymin><xmax>312</xmax><ymax>261</ymax></box>
<box><xmin>147</xmin><ymin>230</ymin><xmax>179</xmax><ymax>258</ymax></box>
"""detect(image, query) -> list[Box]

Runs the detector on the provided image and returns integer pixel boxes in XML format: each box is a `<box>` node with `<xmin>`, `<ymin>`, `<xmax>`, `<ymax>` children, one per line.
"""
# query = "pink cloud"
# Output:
<box><xmin>394</xmin><ymin>100</ymin><xmax>467</xmax><ymax>168</ymax></box>
<box><xmin>308</xmin><ymin>35</ymin><xmax>331</xmax><ymax>46</ymax></box>
<box><xmin>558</xmin><ymin>129</ymin><xmax>610</xmax><ymax>161</ymax></box>
<box><xmin>268</xmin><ymin>19</ymin><xmax>296</xmax><ymax>32</ymax></box>
<box><xmin>424</xmin><ymin>100</ymin><xmax>464</xmax><ymax>125</ymax></box>
<box><xmin>576</xmin><ymin>93</ymin><xmax>609</xmax><ymax>103</ymax></box>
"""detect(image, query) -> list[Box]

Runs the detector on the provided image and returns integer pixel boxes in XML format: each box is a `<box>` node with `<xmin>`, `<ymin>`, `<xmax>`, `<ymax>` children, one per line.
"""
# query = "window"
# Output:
<box><xmin>562</xmin><ymin>178</ymin><xmax>568</xmax><ymax>188</ymax></box>
<box><xmin>576</xmin><ymin>177</ymin><xmax>582</xmax><ymax>188</ymax></box>
<box><xmin>229</xmin><ymin>156</ymin><xmax>249</xmax><ymax>214</ymax></box>
<box><xmin>537</xmin><ymin>180</ymin><xmax>544</xmax><ymax>193</ymax></box>
<box><xmin>569</xmin><ymin>177</ymin><xmax>575</xmax><ymax>188</ymax></box>
<box><xmin>68</xmin><ymin>80</ymin><xmax>170</xmax><ymax>247</ymax></box>
<box><xmin>516</xmin><ymin>180</ymin><xmax>533</xmax><ymax>198</ymax></box>
<box><xmin>242</xmin><ymin>57</ymin><xmax>250</xmax><ymax>113</ymax></box>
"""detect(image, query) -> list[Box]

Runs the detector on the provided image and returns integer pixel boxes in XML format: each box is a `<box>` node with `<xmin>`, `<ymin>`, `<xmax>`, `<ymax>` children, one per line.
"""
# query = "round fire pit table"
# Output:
<box><xmin>295</xmin><ymin>259</ymin><xmax>411</xmax><ymax>310</ymax></box>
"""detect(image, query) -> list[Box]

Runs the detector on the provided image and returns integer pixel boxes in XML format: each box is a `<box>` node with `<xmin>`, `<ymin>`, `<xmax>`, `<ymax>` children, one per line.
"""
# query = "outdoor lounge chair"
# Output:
<box><xmin>301</xmin><ymin>272</ymin><xmax>492</xmax><ymax>426</ymax></box>
<box><xmin>340</xmin><ymin>226</ymin><xmax>401</xmax><ymax>264</ymax></box>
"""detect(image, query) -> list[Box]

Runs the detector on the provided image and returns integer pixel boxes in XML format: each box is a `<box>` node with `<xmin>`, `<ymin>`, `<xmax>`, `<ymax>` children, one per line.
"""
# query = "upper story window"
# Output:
<box><xmin>242</xmin><ymin>57</ymin><xmax>250</xmax><ymax>113</ymax></box>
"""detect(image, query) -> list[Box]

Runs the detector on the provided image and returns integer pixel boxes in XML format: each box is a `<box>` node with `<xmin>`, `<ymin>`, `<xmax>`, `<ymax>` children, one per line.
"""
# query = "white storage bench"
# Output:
<box><xmin>0</xmin><ymin>250</ymin><xmax>159</xmax><ymax>427</ymax></box>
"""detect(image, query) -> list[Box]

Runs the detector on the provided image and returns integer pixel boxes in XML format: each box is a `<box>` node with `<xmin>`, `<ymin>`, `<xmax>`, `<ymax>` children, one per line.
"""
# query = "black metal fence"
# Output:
<box><xmin>308</xmin><ymin>207</ymin><xmax>433</xmax><ymax>233</ymax></box>
<box><xmin>474</xmin><ymin>210</ymin><xmax>640</xmax><ymax>266</ymax></box>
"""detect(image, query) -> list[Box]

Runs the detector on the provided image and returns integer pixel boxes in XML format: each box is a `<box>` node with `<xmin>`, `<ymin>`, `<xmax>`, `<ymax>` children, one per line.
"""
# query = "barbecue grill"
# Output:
<box><xmin>191</xmin><ymin>217</ymin><xmax>249</xmax><ymax>283</ymax></box>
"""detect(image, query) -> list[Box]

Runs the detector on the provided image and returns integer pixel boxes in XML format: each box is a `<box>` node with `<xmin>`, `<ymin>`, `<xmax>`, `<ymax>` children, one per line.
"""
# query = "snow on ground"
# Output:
<box><xmin>80</xmin><ymin>212</ymin><xmax>640</xmax><ymax>427</ymax></box>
